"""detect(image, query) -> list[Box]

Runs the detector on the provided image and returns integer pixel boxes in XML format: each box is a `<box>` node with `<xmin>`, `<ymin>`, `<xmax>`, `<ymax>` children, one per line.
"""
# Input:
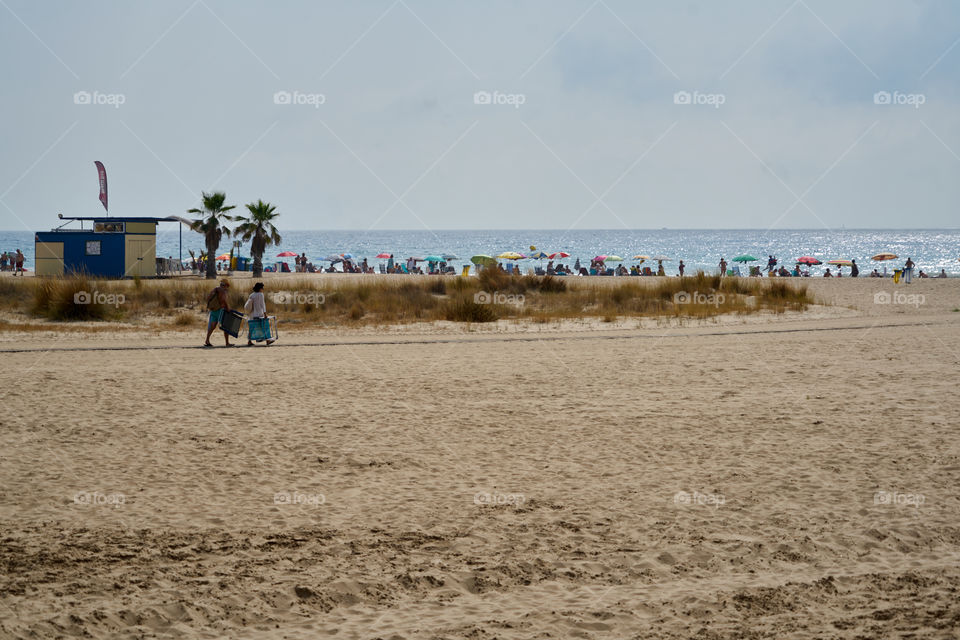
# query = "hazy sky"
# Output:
<box><xmin>1</xmin><ymin>0</ymin><xmax>958</xmax><ymax>231</ymax></box>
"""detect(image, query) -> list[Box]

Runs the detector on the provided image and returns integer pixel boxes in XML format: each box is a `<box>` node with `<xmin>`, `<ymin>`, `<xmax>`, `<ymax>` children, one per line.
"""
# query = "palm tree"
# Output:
<box><xmin>188</xmin><ymin>191</ymin><xmax>236</xmax><ymax>279</ymax></box>
<box><xmin>234</xmin><ymin>199</ymin><xmax>282</xmax><ymax>277</ymax></box>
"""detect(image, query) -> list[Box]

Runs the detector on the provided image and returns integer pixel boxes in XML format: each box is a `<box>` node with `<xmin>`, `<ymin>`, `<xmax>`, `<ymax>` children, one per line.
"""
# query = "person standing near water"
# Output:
<box><xmin>14</xmin><ymin>249</ymin><xmax>25</xmax><ymax>276</ymax></box>
<box><xmin>719</xmin><ymin>257</ymin><xmax>727</xmax><ymax>277</ymax></box>
<box><xmin>850</xmin><ymin>259</ymin><xmax>859</xmax><ymax>278</ymax></box>
<box><xmin>678</xmin><ymin>260</ymin><xmax>685</xmax><ymax>276</ymax></box>
<box><xmin>904</xmin><ymin>257</ymin><xmax>915</xmax><ymax>284</ymax></box>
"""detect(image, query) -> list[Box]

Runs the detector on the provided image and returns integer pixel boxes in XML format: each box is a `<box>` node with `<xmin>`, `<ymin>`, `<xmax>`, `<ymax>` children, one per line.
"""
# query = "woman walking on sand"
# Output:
<box><xmin>244</xmin><ymin>282</ymin><xmax>275</xmax><ymax>346</ymax></box>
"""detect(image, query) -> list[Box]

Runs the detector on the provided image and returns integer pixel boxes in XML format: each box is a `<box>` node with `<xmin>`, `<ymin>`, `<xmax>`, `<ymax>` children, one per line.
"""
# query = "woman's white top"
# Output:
<box><xmin>246</xmin><ymin>291</ymin><xmax>267</xmax><ymax>318</ymax></box>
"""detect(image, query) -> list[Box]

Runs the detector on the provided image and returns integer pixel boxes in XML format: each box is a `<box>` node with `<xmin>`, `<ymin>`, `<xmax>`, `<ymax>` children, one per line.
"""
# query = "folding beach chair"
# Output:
<box><xmin>247</xmin><ymin>316</ymin><xmax>278</xmax><ymax>343</ymax></box>
<box><xmin>218</xmin><ymin>310</ymin><xmax>244</xmax><ymax>338</ymax></box>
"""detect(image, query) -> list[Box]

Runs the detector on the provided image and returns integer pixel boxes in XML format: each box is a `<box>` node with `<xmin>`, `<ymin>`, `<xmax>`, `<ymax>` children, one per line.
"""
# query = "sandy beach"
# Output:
<box><xmin>1</xmin><ymin>277</ymin><xmax>959</xmax><ymax>638</ymax></box>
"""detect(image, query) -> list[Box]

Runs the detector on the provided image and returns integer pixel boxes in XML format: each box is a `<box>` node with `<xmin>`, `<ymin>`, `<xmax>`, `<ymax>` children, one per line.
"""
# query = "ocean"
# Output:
<box><xmin>3</xmin><ymin>228</ymin><xmax>958</xmax><ymax>275</ymax></box>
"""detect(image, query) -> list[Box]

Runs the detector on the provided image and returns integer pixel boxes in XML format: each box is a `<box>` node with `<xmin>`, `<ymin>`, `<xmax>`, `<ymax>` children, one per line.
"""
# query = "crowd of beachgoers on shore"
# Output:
<box><xmin>191</xmin><ymin>251</ymin><xmax>951</xmax><ymax>279</ymax></box>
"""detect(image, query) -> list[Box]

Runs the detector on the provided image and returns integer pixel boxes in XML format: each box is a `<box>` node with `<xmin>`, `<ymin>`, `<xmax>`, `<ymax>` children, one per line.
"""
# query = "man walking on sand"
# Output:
<box><xmin>14</xmin><ymin>249</ymin><xmax>24</xmax><ymax>276</ymax></box>
<box><xmin>204</xmin><ymin>279</ymin><xmax>233</xmax><ymax>347</ymax></box>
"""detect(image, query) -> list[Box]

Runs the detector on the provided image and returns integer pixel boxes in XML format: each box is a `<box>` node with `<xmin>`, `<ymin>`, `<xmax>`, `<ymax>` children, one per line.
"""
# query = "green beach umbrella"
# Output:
<box><xmin>471</xmin><ymin>255</ymin><xmax>495</xmax><ymax>265</ymax></box>
<box><xmin>732</xmin><ymin>255</ymin><xmax>758</xmax><ymax>262</ymax></box>
<box><xmin>605</xmin><ymin>255</ymin><xmax>624</xmax><ymax>262</ymax></box>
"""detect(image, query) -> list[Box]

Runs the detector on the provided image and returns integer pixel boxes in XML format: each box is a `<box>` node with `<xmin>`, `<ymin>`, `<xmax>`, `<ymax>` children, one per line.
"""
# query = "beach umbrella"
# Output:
<box><xmin>548</xmin><ymin>251</ymin><xmax>570</xmax><ymax>260</ymax></box>
<box><xmin>605</xmin><ymin>255</ymin><xmax>624</xmax><ymax>262</ymax></box>
<box><xmin>871</xmin><ymin>253</ymin><xmax>898</xmax><ymax>261</ymax></box>
<box><xmin>732</xmin><ymin>255</ymin><xmax>758</xmax><ymax>263</ymax></box>
<box><xmin>529</xmin><ymin>250</ymin><xmax>549</xmax><ymax>260</ymax></box>
<box><xmin>827</xmin><ymin>259</ymin><xmax>853</xmax><ymax>266</ymax></box>
<box><xmin>471</xmin><ymin>255</ymin><xmax>495</xmax><ymax>265</ymax></box>
<box><xmin>277</xmin><ymin>251</ymin><xmax>297</xmax><ymax>257</ymax></box>
<box><xmin>442</xmin><ymin>254</ymin><xmax>458</xmax><ymax>261</ymax></box>
<box><xmin>322</xmin><ymin>255</ymin><xmax>343</xmax><ymax>264</ymax></box>
<box><xmin>375</xmin><ymin>253</ymin><xmax>391</xmax><ymax>259</ymax></box>
<box><xmin>651</xmin><ymin>255</ymin><xmax>671</xmax><ymax>261</ymax></box>
<box><xmin>341</xmin><ymin>253</ymin><xmax>354</xmax><ymax>260</ymax></box>
<box><xmin>797</xmin><ymin>256</ymin><xmax>821</xmax><ymax>265</ymax></box>
<box><xmin>632</xmin><ymin>254</ymin><xmax>649</xmax><ymax>261</ymax></box>
<box><xmin>424</xmin><ymin>255</ymin><xmax>443</xmax><ymax>262</ymax></box>
<box><xmin>497</xmin><ymin>251</ymin><xmax>524</xmax><ymax>261</ymax></box>
<box><xmin>594</xmin><ymin>255</ymin><xmax>607</xmax><ymax>261</ymax></box>
<box><xmin>215</xmin><ymin>253</ymin><xmax>231</xmax><ymax>261</ymax></box>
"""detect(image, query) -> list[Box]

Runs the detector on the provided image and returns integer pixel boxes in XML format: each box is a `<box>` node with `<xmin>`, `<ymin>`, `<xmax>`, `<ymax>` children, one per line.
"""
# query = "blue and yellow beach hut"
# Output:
<box><xmin>34</xmin><ymin>215</ymin><xmax>188</xmax><ymax>278</ymax></box>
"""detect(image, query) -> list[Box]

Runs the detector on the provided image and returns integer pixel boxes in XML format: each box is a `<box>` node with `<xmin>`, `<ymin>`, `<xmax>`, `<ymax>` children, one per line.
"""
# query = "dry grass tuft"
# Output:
<box><xmin>443</xmin><ymin>296</ymin><xmax>498</xmax><ymax>323</ymax></box>
<box><xmin>31</xmin><ymin>275</ymin><xmax>116</xmax><ymax>321</ymax></box>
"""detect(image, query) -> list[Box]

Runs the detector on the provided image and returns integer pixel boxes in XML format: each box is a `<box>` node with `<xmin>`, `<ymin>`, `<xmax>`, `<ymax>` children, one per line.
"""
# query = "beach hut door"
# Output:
<box><xmin>35</xmin><ymin>241</ymin><xmax>65</xmax><ymax>275</ymax></box>
<box><xmin>125</xmin><ymin>235</ymin><xmax>155</xmax><ymax>277</ymax></box>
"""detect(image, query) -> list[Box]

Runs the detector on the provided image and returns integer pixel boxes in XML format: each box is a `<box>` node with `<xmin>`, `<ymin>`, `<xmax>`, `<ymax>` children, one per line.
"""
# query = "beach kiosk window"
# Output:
<box><xmin>85</xmin><ymin>240</ymin><xmax>101</xmax><ymax>256</ymax></box>
<box><xmin>94</xmin><ymin>221</ymin><xmax>125</xmax><ymax>233</ymax></box>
